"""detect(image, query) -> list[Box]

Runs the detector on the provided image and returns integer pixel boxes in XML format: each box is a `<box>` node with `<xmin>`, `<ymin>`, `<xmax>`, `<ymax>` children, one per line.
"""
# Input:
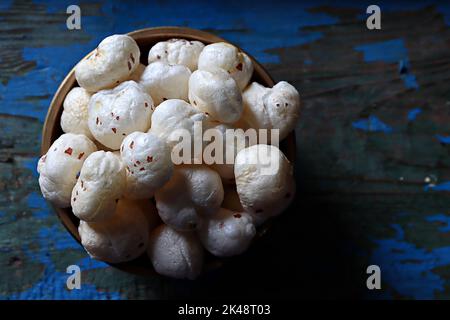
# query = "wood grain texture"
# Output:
<box><xmin>0</xmin><ymin>0</ymin><xmax>449</xmax><ymax>300</ymax></box>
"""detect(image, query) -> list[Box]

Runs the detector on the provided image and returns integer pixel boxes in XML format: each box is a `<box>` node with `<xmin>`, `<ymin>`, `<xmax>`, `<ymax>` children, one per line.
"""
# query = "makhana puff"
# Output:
<box><xmin>148</xmin><ymin>224</ymin><xmax>204</xmax><ymax>280</ymax></box>
<box><xmin>71</xmin><ymin>151</ymin><xmax>126</xmax><ymax>222</ymax></box>
<box><xmin>120</xmin><ymin>132</ymin><xmax>173</xmax><ymax>199</ymax></box>
<box><xmin>241</xmin><ymin>81</ymin><xmax>301</xmax><ymax>141</ymax></box>
<box><xmin>234</xmin><ymin>144</ymin><xmax>295</xmax><ymax>222</ymax></box>
<box><xmin>60</xmin><ymin>87</ymin><xmax>93</xmax><ymax>139</ymax></box>
<box><xmin>198</xmin><ymin>42</ymin><xmax>253</xmax><ymax>90</ymax></box>
<box><xmin>88</xmin><ymin>81</ymin><xmax>153</xmax><ymax>150</ymax></box>
<box><xmin>154</xmin><ymin>165</ymin><xmax>224</xmax><ymax>231</ymax></box>
<box><xmin>38</xmin><ymin>133</ymin><xmax>97</xmax><ymax>208</ymax></box>
<box><xmin>79</xmin><ymin>198</ymin><xmax>152</xmax><ymax>263</ymax></box>
<box><xmin>75</xmin><ymin>34</ymin><xmax>140</xmax><ymax>92</ymax></box>
<box><xmin>139</xmin><ymin>61</ymin><xmax>191</xmax><ymax>106</ymax></box>
<box><xmin>189</xmin><ymin>68</ymin><xmax>242</xmax><ymax>124</ymax></box>
<box><xmin>149</xmin><ymin>99</ymin><xmax>207</xmax><ymax>150</ymax></box>
<box><xmin>198</xmin><ymin>208</ymin><xmax>256</xmax><ymax>257</ymax></box>
<box><xmin>148</xmin><ymin>38</ymin><xmax>204</xmax><ymax>72</ymax></box>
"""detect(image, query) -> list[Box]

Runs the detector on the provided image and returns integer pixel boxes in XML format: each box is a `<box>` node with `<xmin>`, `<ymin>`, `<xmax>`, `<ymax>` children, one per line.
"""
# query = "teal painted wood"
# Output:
<box><xmin>0</xmin><ymin>0</ymin><xmax>449</xmax><ymax>299</ymax></box>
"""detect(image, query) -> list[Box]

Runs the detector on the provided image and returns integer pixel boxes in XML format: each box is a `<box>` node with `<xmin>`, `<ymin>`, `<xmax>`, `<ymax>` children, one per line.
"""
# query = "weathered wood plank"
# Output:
<box><xmin>0</xmin><ymin>0</ymin><xmax>449</xmax><ymax>300</ymax></box>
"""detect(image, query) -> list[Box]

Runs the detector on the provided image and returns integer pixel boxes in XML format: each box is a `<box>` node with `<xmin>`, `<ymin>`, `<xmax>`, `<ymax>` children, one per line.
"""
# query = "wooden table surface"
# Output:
<box><xmin>0</xmin><ymin>0</ymin><xmax>449</xmax><ymax>300</ymax></box>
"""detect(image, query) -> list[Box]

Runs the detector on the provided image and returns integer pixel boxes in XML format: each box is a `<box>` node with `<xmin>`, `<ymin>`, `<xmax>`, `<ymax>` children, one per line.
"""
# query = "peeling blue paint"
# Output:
<box><xmin>352</xmin><ymin>115</ymin><xmax>393</xmax><ymax>133</ymax></box>
<box><xmin>354</xmin><ymin>39</ymin><xmax>419</xmax><ymax>89</ymax></box>
<box><xmin>371</xmin><ymin>223</ymin><xmax>450</xmax><ymax>299</ymax></box>
<box><xmin>436</xmin><ymin>135</ymin><xmax>450</xmax><ymax>144</ymax></box>
<box><xmin>426</xmin><ymin>214</ymin><xmax>450</xmax><ymax>233</ymax></box>
<box><xmin>424</xmin><ymin>181</ymin><xmax>450</xmax><ymax>192</ymax></box>
<box><xmin>27</xmin><ymin>192</ymin><xmax>50</xmax><ymax>219</ymax></box>
<box><xmin>407</xmin><ymin>108</ymin><xmax>422</xmax><ymax>121</ymax></box>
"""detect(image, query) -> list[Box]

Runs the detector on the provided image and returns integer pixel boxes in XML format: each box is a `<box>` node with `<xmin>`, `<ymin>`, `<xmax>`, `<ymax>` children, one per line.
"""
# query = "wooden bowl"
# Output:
<box><xmin>41</xmin><ymin>27</ymin><xmax>296</xmax><ymax>276</ymax></box>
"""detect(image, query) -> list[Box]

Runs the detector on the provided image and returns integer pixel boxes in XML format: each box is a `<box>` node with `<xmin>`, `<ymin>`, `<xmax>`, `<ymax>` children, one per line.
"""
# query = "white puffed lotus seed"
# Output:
<box><xmin>241</xmin><ymin>81</ymin><xmax>300</xmax><ymax>141</ymax></box>
<box><xmin>205</xmin><ymin>123</ymin><xmax>252</xmax><ymax>182</ymax></box>
<box><xmin>60</xmin><ymin>87</ymin><xmax>93</xmax><ymax>139</ymax></box>
<box><xmin>149</xmin><ymin>99</ymin><xmax>207</xmax><ymax>150</ymax></box>
<box><xmin>37</xmin><ymin>133</ymin><xmax>97</xmax><ymax>208</ymax></box>
<box><xmin>139</xmin><ymin>61</ymin><xmax>191</xmax><ymax>106</ymax></box>
<box><xmin>198</xmin><ymin>42</ymin><xmax>253</xmax><ymax>90</ymax></box>
<box><xmin>148</xmin><ymin>225</ymin><xmax>204</xmax><ymax>280</ymax></box>
<box><xmin>148</xmin><ymin>38</ymin><xmax>204</xmax><ymax>72</ymax></box>
<box><xmin>189</xmin><ymin>68</ymin><xmax>243</xmax><ymax>123</ymax></box>
<box><xmin>154</xmin><ymin>165</ymin><xmax>224</xmax><ymax>231</ymax></box>
<box><xmin>234</xmin><ymin>144</ymin><xmax>295</xmax><ymax>219</ymax></box>
<box><xmin>222</xmin><ymin>184</ymin><xmax>268</xmax><ymax>226</ymax></box>
<box><xmin>198</xmin><ymin>208</ymin><xmax>256</xmax><ymax>257</ymax></box>
<box><xmin>120</xmin><ymin>131</ymin><xmax>173</xmax><ymax>199</ymax></box>
<box><xmin>88</xmin><ymin>80</ymin><xmax>153</xmax><ymax>150</ymax></box>
<box><xmin>79</xmin><ymin>198</ymin><xmax>151</xmax><ymax>263</ymax></box>
<box><xmin>71</xmin><ymin>151</ymin><xmax>126</xmax><ymax>222</ymax></box>
<box><xmin>75</xmin><ymin>34</ymin><xmax>140</xmax><ymax>92</ymax></box>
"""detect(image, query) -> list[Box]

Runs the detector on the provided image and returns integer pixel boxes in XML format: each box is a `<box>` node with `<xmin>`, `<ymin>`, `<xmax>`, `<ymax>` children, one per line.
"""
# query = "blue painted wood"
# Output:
<box><xmin>0</xmin><ymin>0</ymin><xmax>449</xmax><ymax>300</ymax></box>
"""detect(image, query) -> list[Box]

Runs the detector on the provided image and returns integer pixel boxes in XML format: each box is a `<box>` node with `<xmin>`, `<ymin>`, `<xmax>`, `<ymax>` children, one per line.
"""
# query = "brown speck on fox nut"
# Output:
<box><xmin>81</xmin><ymin>180</ymin><xmax>84</xmax><ymax>188</ymax></box>
<box><xmin>236</xmin><ymin>63</ymin><xmax>243</xmax><ymax>71</ymax></box>
<box><xmin>145</xmin><ymin>102</ymin><xmax>148</xmax><ymax>108</ymax></box>
<box><xmin>54</xmin><ymin>148</ymin><xmax>57</xmax><ymax>151</ymax></box>
<box><xmin>276</xmin><ymin>103</ymin><xmax>280</xmax><ymax>107</ymax></box>
<box><xmin>64</xmin><ymin>147</ymin><xmax>73</xmax><ymax>156</ymax></box>
<box><xmin>156</xmin><ymin>55</ymin><xmax>161</xmax><ymax>59</ymax></box>
<box><xmin>116</xmin><ymin>80</ymin><xmax>120</xmax><ymax>84</ymax></box>
<box><xmin>76</xmin><ymin>171</ymin><xmax>80</xmax><ymax>179</ymax></box>
<box><xmin>130</xmin><ymin>141</ymin><xmax>134</xmax><ymax>149</ymax></box>
<box><xmin>73</xmin><ymin>197</ymin><xmax>76</xmax><ymax>202</ymax></box>
<box><xmin>133</xmin><ymin>164</ymin><xmax>137</xmax><ymax>167</ymax></box>
<box><xmin>139</xmin><ymin>167</ymin><xmax>145</xmax><ymax>171</ymax></box>
<box><xmin>77</xmin><ymin>152</ymin><xmax>85</xmax><ymax>160</ymax></box>
<box><xmin>122</xmin><ymin>133</ymin><xmax>126</xmax><ymax>136</ymax></box>
<box><xmin>193</xmin><ymin>100</ymin><xmax>197</xmax><ymax>106</ymax></box>
<box><xmin>112</xmin><ymin>128</ymin><xmax>117</xmax><ymax>133</ymax></box>
<box><xmin>147</xmin><ymin>156</ymin><xmax>153</xmax><ymax>162</ymax></box>
<box><xmin>162</xmin><ymin>97</ymin><xmax>167</xmax><ymax>101</ymax></box>
<box><xmin>76</xmin><ymin>190</ymin><xmax>78</xmax><ymax>196</ymax></box>
<box><xmin>127</xmin><ymin>61</ymin><xmax>132</xmax><ymax>71</ymax></box>
<box><xmin>121</xmin><ymin>145</ymin><xmax>124</xmax><ymax>152</ymax></box>
<box><xmin>96</xmin><ymin>117</ymin><xmax>99</xmax><ymax>125</ymax></box>
<box><xmin>130</xmin><ymin>53</ymin><xmax>135</xmax><ymax>64</ymax></box>
<box><xmin>233</xmin><ymin>213</ymin><xmax>242</xmax><ymax>218</ymax></box>
<box><xmin>164</xmin><ymin>50</ymin><xmax>168</xmax><ymax>54</ymax></box>
<box><xmin>111</xmin><ymin>112</ymin><xmax>114</xmax><ymax>117</ymax></box>
<box><xmin>136</xmin><ymin>160</ymin><xmax>141</xmax><ymax>165</ymax></box>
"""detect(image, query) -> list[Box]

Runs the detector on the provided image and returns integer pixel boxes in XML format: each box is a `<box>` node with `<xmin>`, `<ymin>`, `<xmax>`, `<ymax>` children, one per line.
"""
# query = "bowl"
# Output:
<box><xmin>41</xmin><ymin>26</ymin><xmax>296</xmax><ymax>276</ymax></box>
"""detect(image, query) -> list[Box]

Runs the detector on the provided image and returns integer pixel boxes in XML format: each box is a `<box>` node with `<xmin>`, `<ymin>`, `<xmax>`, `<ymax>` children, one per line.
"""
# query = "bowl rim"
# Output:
<box><xmin>40</xmin><ymin>26</ymin><xmax>296</xmax><ymax>277</ymax></box>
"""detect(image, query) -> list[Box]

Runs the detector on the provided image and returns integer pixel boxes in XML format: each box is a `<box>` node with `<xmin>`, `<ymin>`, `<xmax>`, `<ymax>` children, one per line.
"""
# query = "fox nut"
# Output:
<box><xmin>75</xmin><ymin>34</ymin><xmax>140</xmax><ymax>92</ymax></box>
<box><xmin>234</xmin><ymin>144</ymin><xmax>295</xmax><ymax>218</ymax></box>
<box><xmin>78</xmin><ymin>198</ymin><xmax>150</xmax><ymax>263</ymax></box>
<box><xmin>149</xmin><ymin>99</ymin><xmax>207</xmax><ymax>149</ymax></box>
<box><xmin>120</xmin><ymin>132</ymin><xmax>173</xmax><ymax>199</ymax></box>
<box><xmin>241</xmin><ymin>81</ymin><xmax>300</xmax><ymax>141</ymax></box>
<box><xmin>198</xmin><ymin>208</ymin><xmax>256</xmax><ymax>257</ymax></box>
<box><xmin>189</xmin><ymin>68</ymin><xmax>243</xmax><ymax>123</ymax></box>
<box><xmin>88</xmin><ymin>81</ymin><xmax>153</xmax><ymax>150</ymax></box>
<box><xmin>139</xmin><ymin>61</ymin><xmax>191</xmax><ymax>106</ymax></box>
<box><xmin>71</xmin><ymin>151</ymin><xmax>126</xmax><ymax>222</ymax></box>
<box><xmin>154</xmin><ymin>165</ymin><xmax>224</xmax><ymax>231</ymax></box>
<box><xmin>60</xmin><ymin>87</ymin><xmax>93</xmax><ymax>139</ymax></box>
<box><xmin>148</xmin><ymin>38</ymin><xmax>205</xmax><ymax>71</ymax></box>
<box><xmin>37</xmin><ymin>133</ymin><xmax>97</xmax><ymax>208</ymax></box>
<box><xmin>148</xmin><ymin>225</ymin><xmax>204</xmax><ymax>279</ymax></box>
<box><xmin>198</xmin><ymin>42</ymin><xmax>253</xmax><ymax>90</ymax></box>
<box><xmin>205</xmin><ymin>123</ymin><xmax>252</xmax><ymax>182</ymax></box>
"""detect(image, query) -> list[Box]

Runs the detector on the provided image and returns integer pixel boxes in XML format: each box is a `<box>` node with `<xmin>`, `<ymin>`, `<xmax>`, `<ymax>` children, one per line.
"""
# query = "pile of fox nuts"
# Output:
<box><xmin>37</xmin><ymin>34</ymin><xmax>301</xmax><ymax>279</ymax></box>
